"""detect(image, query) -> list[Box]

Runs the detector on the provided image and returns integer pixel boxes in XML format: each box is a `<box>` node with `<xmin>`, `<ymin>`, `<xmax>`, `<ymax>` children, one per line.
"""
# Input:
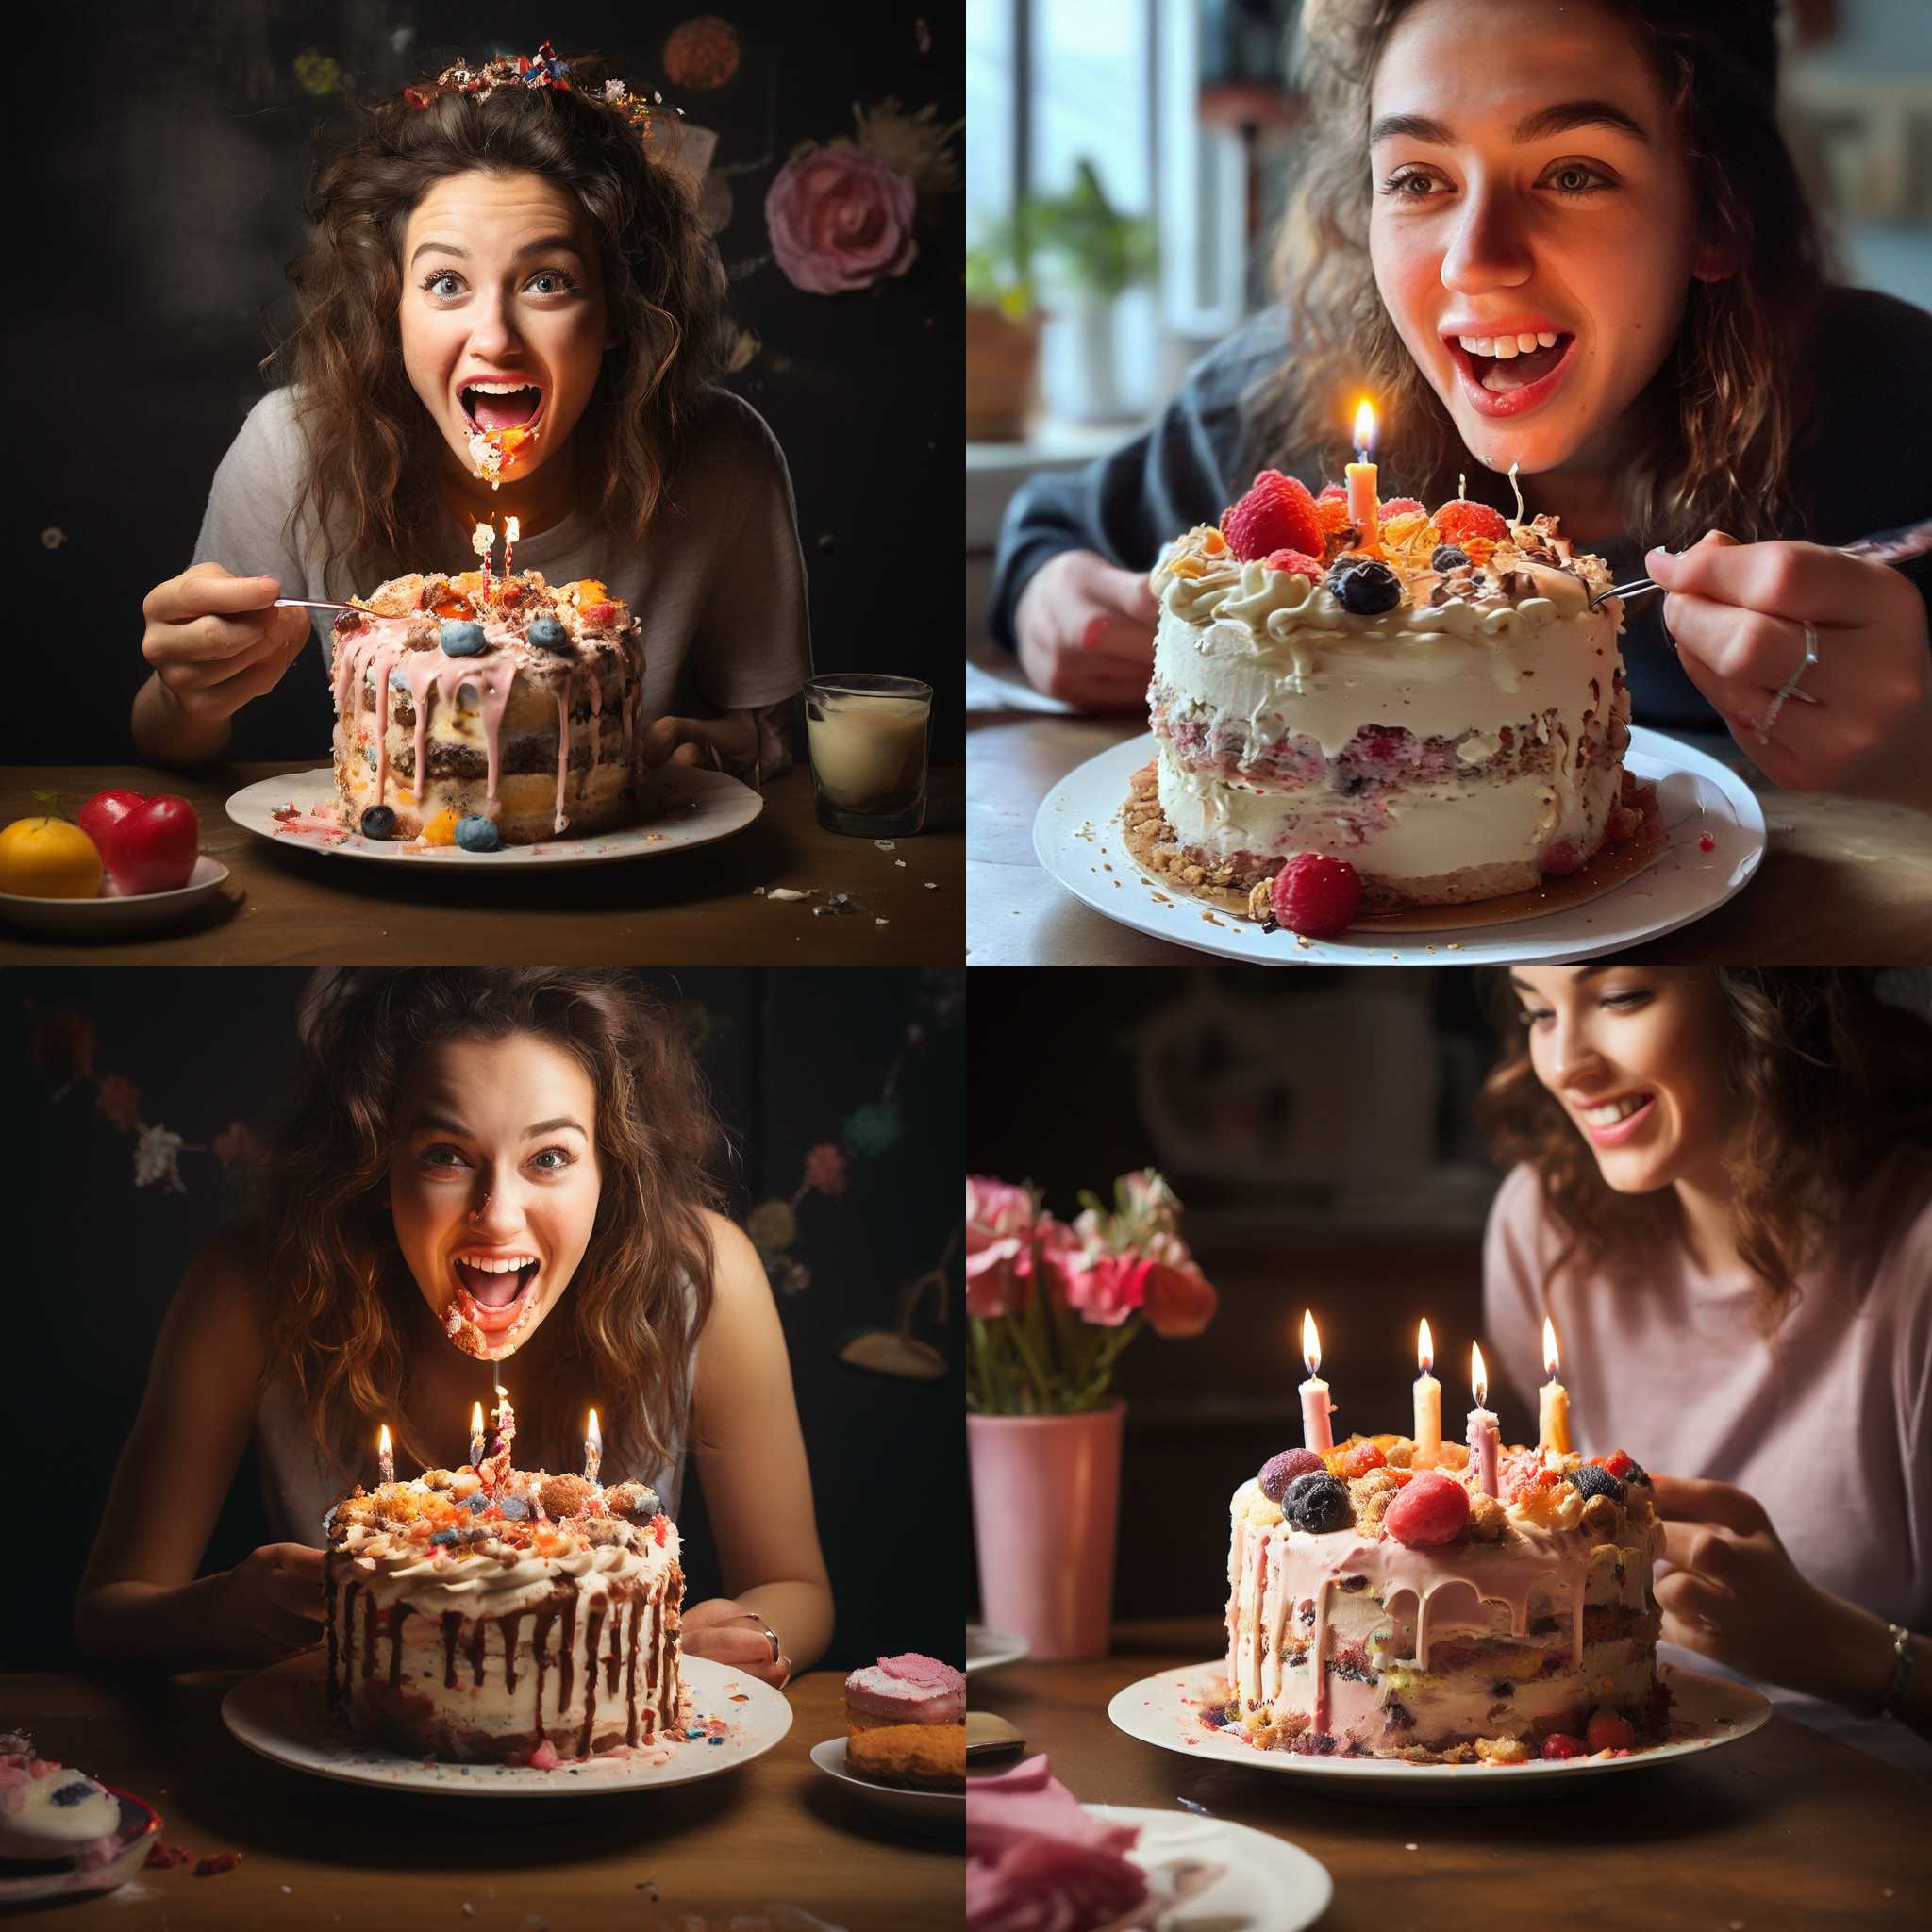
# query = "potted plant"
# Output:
<box><xmin>966</xmin><ymin>1169</ymin><xmax>1217</xmax><ymax>1659</ymax></box>
<box><xmin>1022</xmin><ymin>158</ymin><xmax>1158</xmax><ymax>424</ymax></box>
<box><xmin>966</xmin><ymin>229</ymin><xmax>1041</xmax><ymax>443</ymax></box>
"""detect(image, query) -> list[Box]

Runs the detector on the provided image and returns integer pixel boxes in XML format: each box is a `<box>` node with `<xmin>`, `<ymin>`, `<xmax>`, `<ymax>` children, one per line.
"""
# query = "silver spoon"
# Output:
<box><xmin>1587</xmin><ymin>516</ymin><xmax>1932</xmax><ymax>609</ymax></box>
<box><xmin>274</xmin><ymin>597</ymin><xmax>361</xmax><ymax>614</ymax></box>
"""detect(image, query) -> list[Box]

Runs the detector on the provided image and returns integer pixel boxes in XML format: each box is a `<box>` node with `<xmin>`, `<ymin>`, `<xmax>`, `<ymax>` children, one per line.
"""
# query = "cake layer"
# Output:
<box><xmin>1222</xmin><ymin>1447</ymin><xmax>1665</xmax><ymax>1761</ymax></box>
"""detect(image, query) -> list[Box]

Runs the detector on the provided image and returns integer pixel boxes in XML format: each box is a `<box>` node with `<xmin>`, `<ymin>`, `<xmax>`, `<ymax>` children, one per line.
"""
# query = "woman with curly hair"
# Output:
<box><xmin>75</xmin><ymin>969</ymin><xmax>830</xmax><ymax>1686</ymax></box>
<box><xmin>991</xmin><ymin>0</ymin><xmax>1932</xmax><ymax>804</ymax></box>
<box><xmin>134</xmin><ymin>43</ymin><xmax>806</xmax><ymax>777</ymax></box>
<box><xmin>1482</xmin><ymin>966</ymin><xmax>1932</xmax><ymax>1760</ymax></box>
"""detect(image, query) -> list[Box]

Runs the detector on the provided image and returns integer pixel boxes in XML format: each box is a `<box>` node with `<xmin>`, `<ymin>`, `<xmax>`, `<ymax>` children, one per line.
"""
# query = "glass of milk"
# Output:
<box><xmin>804</xmin><ymin>674</ymin><xmax>933</xmax><ymax>835</ymax></box>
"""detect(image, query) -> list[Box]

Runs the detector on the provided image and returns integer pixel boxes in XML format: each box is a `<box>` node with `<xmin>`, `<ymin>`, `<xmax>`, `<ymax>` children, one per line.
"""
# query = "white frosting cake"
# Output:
<box><xmin>324</xmin><ymin>1465</ymin><xmax>683</xmax><ymax>1763</ymax></box>
<box><xmin>1144</xmin><ymin>497</ymin><xmax>1638</xmax><ymax>911</ymax></box>
<box><xmin>1219</xmin><ymin>1437</ymin><xmax>1667</xmax><ymax>1763</ymax></box>
<box><xmin>328</xmin><ymin>568</ymin><xmax>645</xmax><ymax>847</ymax></box>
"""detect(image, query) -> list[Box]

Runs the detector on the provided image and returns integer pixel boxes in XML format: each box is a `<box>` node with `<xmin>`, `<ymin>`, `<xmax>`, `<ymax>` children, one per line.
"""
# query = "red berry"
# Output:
<box><xmin>1540</xmin><ymin>1732</ymin><xmax>1586</xmax><ymax>1760</ymax></box>
<box><xmin>1378</xmin><ymin>496</ymin><xmax>1425</xmax><ymax>518</ymax></box>
<box><xmin>1269</xmin><ymin>855</ymin><xmax>1363</xmax><ymax>938</ymax></box>
<box><xmin>1585</xmin><ymin>1707</ymin><xmax>1635</xmax><ymax>1753</ymax></box>
<box><xmin>1433</xmin><ymin>499</ymin><xmax>1510</xmax><ymax>545</ymax></box>
<box><xmin>1602</xmin><ymin>1450</ymin><xmax>1636</xmax><ymax>1479</ymax></box>
<box><xmin>1342</xmin><ymin>1441</ymin><xmax>1386</xmax><ymax>1478</ymax></box>
<box><xmin>1317</xmin><ymin>483</ymin><xmax>1347</xmax><ymax>502</ymax></box>
<box><xmin>1381</xmin><ymin>1471</ymin><xmax>1470</xmax><ymax>1547</ymax></box>
<box><xmin>1222</xmin><ymin>471</ymin><xmax>1324</xmax><ymax>562</ymax></box>
<box><xmin>1260</xmin><ymin>546</ymin><xmax>1324</xmax><ymax>577</ymax></box>
<box><xmin>1698</xmin><ymin>832</ymin><xmax>1716</xmax><ymax>852</ymax></box>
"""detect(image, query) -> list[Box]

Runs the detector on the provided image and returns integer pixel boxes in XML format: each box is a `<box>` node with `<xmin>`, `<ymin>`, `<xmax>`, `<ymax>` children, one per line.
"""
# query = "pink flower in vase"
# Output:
<box><xmin>1059</xmin><ymin>1252</ymin><xmax>1151</xmax><ymax>1328</ymax></box>
<box><xmin>967</xmin><ymin>1175</ymin><xmax>1035</xmax><ymax>1318</ymax></box>
<box><xmin>1141</xmin><ymin>1261</ymin><xmax>1218</xmax><ymax>1338</ymax></box>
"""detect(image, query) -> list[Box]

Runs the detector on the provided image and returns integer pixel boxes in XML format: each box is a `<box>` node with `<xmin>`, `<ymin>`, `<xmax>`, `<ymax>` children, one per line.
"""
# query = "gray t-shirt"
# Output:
<box><xmin>192</xmin><ymin>384</ymin><xmax>810</xmax><ymax>727</ymax></box>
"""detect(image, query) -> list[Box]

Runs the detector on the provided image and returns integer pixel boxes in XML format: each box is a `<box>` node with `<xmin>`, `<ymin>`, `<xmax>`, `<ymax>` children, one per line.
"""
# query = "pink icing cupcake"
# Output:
<box><xmin>844</xmin><ymin>1652</ymin><xmax>966</xmax><ymax>1729</ymax></box>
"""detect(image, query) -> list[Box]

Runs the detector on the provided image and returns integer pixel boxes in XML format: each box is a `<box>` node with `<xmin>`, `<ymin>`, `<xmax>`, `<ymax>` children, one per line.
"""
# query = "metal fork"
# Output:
<box><xmin>1587</xmin><ymin>516</ymin><xmax>1932</xmax><ymax>609</ymax></box>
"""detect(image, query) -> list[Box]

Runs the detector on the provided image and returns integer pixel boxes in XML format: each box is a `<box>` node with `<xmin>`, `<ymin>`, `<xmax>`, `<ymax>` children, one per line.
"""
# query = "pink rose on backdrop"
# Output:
<box><xmin>1141</xmin><ymin>1261</ymin><xmax>1217</xmax><ymax>1338</ymax></box>
<box><xmin>765</xmin><ymin>146</ymin><xmax>917</xmax><ymax>294</ymax></box>
<box><xmin>967</xmin><ymin>1176</ymin><xmax>1038</xmax><ymax>1318</ymax></box>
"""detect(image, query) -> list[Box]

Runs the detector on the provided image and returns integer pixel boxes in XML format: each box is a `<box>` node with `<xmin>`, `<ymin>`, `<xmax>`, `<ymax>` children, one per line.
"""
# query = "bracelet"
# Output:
<box><xmin>1879</xmin><ymin>1622</ymin><xmax>1915</xmax><ymax>1719</ymax></box>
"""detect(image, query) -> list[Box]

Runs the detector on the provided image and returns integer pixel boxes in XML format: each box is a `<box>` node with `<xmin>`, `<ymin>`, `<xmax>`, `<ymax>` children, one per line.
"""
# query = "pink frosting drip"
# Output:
<box><xmin>879</xmin><ymin>1653</ymin><xmax>965</xmax><ymax>1692</ymax></box>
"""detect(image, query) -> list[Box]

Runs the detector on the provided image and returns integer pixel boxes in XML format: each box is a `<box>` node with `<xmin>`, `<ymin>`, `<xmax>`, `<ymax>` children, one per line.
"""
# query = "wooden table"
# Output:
<box><xmin>6</xmin><ymin>1669</ymin><xmax>959</xmax><ymax>1929</ymax></box>
<box><xmin>0</xmin><ymin>763</ymin><xmax>962</xmax><ymax>964</ymax></box>
<box><xmin>966</xmin><ymin>700</ymin><xmax>1932</xmax><ymax>965</ymax></box>
<box><xmin>971</xmin><ymin>1619</ymin><xmax>1926</xmax><ymax>1930</ymax></box>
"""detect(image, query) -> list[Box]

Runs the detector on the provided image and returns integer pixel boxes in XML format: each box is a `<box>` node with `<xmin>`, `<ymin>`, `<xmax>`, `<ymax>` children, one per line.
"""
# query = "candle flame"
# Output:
<box><xmin>505</xmin><ymin>516</ymin><xmax>521</xmax><ymax>543</ymax></box>
<box><xmin>1471</xmin><ymin>1341</ymin><xmax>1489</xmax><ymax>1409</ymax></box>
<box><xmin>1542</xmin><ymin>1315</ymin><xmax>1561</xmax><ymax>1378</ymax></box>
<box><xmin>1418</xmin><ymin>1317</ymin><xmax>1434</xmax><ymax>1376</ymax></box>
<box><xmin>378</xmin><ymin>1423</ymin><xmax>391</xmax><ymax>1456</ymax></box>
<box><xmin>587</xmin><ymin>1407</ymin><xmax>602</xmax><ymax>1451</ymax></box>
<box><xmin>471</xmin><ymin>1400</ymin><xmax>483</xmax><ymax>1433</ymax></box>
<box><xmin>1352</xmin><ymin>398</ymin><xmax>1377</xmax><ymax>456</ymax></box>
<box><xmin>472</xmin><ymin>521</ymin><xmax>493</xmax><ymax>554</ymax></box>
<box><xmin>1301</xmin><ymin>1308</ymin><xmax>1323</xmax><ymax>1377</ymax></box>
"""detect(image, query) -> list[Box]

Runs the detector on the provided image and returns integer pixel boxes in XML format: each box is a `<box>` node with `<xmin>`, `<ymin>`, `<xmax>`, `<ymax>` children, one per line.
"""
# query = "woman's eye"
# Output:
<box><xmin>1544</xmin><ymin>161</ymin><xmax>1612</xmax><ymax>197</ymax></box>
<box><xmin>531</xmin><ymin>1147</ymin><xmax>576</xmax><ymax>1173</ymax></box>
<box><xmin>1380</xmin><ymin>169</ymin><xmax>1441</xmax><ymax>200</ymax></box>
<box><xmin>419</xmin><ymin>269</ymin><xmax>579</xmax><ymax>297</ymax></box>
<box><xmin>1517</xmin><ymin>1007</ymin><xmax>1553</xmax><ymax>1028</ymax></box>
<box><xmin>1601</xmin><ymin>991</ymin><xmax>1652</xmax><ymax>1011</ymax></box>
<box><xmin>421</xmin><ymin>1143</ymin><xmax>469</xmax><ymax>1168</ymax></box>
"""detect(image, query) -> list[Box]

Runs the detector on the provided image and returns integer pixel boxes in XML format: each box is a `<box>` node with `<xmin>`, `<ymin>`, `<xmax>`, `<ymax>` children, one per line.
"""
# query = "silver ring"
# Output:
<box><xmin>1757</xmin><ymin>619</ymin><xmax>1820</xmax><ymax>745</ymax></box>
<box><xmin>760</xmin><ymin>1622</ymin><xmax>780</xmax><ymax>1665</ymax></box>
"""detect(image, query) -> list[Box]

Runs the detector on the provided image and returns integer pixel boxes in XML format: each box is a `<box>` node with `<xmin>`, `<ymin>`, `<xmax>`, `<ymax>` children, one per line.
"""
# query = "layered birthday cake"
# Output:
<box><xmin>323</xmin><ymin>1453</ymin><xmax>683</xmax><ymax>1764</ymax></box>
<box><xmin>327</xmin><ymin>567</ymin><xmax>644</xmax><ymax>848</ymax></box>
<box><xmin>1130</xmin><ymin>472</ymin><xmax>1652</xmax><ymax>921</ymax></box>
<box><xmin>1220</xmin><ymin>1435</ymin><xmax>1667</xmax><ymax>1763</ymax></box>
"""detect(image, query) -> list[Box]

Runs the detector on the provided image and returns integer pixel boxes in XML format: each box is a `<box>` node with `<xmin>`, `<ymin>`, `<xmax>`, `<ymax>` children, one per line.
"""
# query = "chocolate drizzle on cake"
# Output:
<box><xmin>578</xmin><ymin>1606</ymin><xmax>606</xmax><ymax>1757</ymax></box>
<box><xmin>441</xmin><ymin>1611</ymin><xmax>462</xmax><ymax>1690</ymax></box>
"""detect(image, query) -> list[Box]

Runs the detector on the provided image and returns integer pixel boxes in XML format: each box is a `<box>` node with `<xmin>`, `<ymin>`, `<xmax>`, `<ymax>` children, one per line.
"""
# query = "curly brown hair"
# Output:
<box><xmin>255</xmin><ymin>969</ymin><xmax>724</xmax><ymax>1481</ymax></box>
<box><xmin>1249</xmin><ymin>0</ymin><xmax>1829</xmax><ymax>547</ymax></box>
<box><xmin>264</xmin><ymin>48</ymin><xmax>724</xmax><ymax>590</ymax></box>
<box><xmin>1477</xmin><ymin>968</ymin><xmax>1932</xmax><ymax>1333</ymax></box>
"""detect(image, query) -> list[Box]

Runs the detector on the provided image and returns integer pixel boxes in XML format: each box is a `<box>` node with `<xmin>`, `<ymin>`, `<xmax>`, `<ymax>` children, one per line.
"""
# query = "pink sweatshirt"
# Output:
<box><xmin>1483</xmin><ymin>1150</ymin><xmax>1932</xmax><ymax>1777</ymax></box>
<box><xmin>1484</xmin><ymin>1151</ymin><xmax>1932</xmax><ymax>1627</ymax></box>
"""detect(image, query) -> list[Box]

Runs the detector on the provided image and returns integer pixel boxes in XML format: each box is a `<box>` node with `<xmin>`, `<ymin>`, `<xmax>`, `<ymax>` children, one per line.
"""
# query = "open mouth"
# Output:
<box><xmin>449</xmin><ymin>1256</ymin><xmax>541</xmax><ymax>1332</ymax></box>
<box><xmin>458</xmin><ymin>383</ymin><xmax>546</xmax><ymax>434</ymax></box>
<box><xmin>1446</xmin><ymin>333</ymin><xmax>1576</xmax><ymax>418</ymax></box>
<box><xmin>1578</xmin><ymin>1091</ymin><xmax>1656</xmax><ymax>1145</ymax></box>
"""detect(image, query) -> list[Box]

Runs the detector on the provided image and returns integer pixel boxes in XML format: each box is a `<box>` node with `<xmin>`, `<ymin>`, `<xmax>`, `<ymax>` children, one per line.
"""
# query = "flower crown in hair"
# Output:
<box><xmin>401</xmin><ymin>37</ymin><xmax>679</xmax><ymax>143</ymax></box>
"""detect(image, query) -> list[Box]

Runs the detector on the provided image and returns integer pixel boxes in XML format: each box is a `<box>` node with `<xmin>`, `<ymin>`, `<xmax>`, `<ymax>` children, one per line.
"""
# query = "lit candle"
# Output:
<box><xmin>1345</xmin><ymin>399</ymin><xmax>1379</xmax><ymax>545</ymax></box>
<box><xmin>480</xmin><ymin>1382</ymin><xmax>516</xmax><ymax>1491</ymax></box>
<box><xmin>1413</xmin><ymin>1318</ymin><xmax>1442</xmax><ymax>1457</ymax></box>
<box><xmin>378</xmin><ymin>1423</ymin><xmax>394</xmax><ymax>1488</ymax></box>
<box><xmin>1539</xmin><ymin>1317</ymin><xmax>1572</xmax><ymax>1456</ymax></box>
<box><xmin>472</xmin><ymin>518</ymin><xmax>494</xmax><ymax>597</ymax></box>
<box><xmin>1467</xmin><ymin>1343</ymin><xmax>1499</xmax><ymax>1498</ymax></box>
<box><xmin>585</xmin><ymin>1407</ymin><xmax>602</xmax><ymax>1487</ymax></box>
<box><xmin>1299</xmin><ymin>1309</ymin><xmax>1336</xmax><ymax>1453</ymax></box>
<box><xmin>503</xmin><ymin>514</ymin><xmax>521</xmax><ymax>581</ymax></box>
<box><xmin>469</xmin><ymin>1400</ymin><xmax>485</xmax><ymax>1471</ymax></box>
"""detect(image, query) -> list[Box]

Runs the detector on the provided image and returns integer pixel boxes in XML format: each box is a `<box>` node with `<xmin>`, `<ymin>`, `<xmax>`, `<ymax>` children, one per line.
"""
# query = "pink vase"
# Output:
<box><xmin>968</xmin><ymin>1401</ymin><xmax>1124</xmax><ymax>1663</ymax></box>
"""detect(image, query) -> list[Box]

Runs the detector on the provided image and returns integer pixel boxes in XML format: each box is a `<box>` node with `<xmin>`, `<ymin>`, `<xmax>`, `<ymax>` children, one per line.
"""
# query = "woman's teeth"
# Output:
<box><xmin>461</xmin><ymin>383</ymin><xmax>543</xmax><ymax>430</ymax></box>
<box><xmin>454</xmin><ymin>1255</ymin><xmax>538</xmax><ymax>1309</ymax></box>
<box><xmin>1457</xmin><ymin>331</ymin><xmax>1560</xmax><ymax>357</ymax></box>
<box><xmin>1582</xmin><ymin>1095</ymin><xmax>1651</xmax><ymax>1126</ymax></box>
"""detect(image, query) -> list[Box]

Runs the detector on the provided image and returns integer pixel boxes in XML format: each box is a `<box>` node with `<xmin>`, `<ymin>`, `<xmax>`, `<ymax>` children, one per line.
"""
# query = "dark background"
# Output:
<box><xmin>16</xmin><ymin>4</ymin><xmax>961</xmax><ymax>766</ymax></box>
<box><xmin>4</xmin><ymin>966</ymin><xmax>965</xmax><ymax>1674</ymax></box>
<box><xmin>966</xmin><ymin>966</ymin><xmax>1515</xmax><ymax>1624</ymax></box>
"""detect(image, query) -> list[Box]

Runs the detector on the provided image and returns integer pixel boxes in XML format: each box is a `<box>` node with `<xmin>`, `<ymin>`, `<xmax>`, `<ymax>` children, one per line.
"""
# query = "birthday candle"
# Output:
<box><xmin>1413</xmin><ymin>1318</ymin><xmax>1442</xmax><ymax>1457</ymax></box>
<box><xmin>377</xmin><ymin>1423</ymin><xmax>394</xmax><ymax>1488</ymax></box>
<box><xmin>1467</xmin><ymin>1343</ymin><xmax>1500</xmax><ymax>1499</ymax></box>
<box><xmin>585</xmin><ymin>1407</ymin><xmax>602</xmax><ymax>1486</ymax></box>
<box><xmin>1345</xmin><ymin>399</ymin><xmax>1379</xmax><ymax>545</ymax></box>
<box><xmin>1299</xmin><ymin>1309</ymin><xmax>1336</xmax><ymax>1453</ymax></box>
<box><xmin>469</xmin><ymin>1400</ymin><xmax>484</xmax><ymax>1471</ymax></box>
<box><xmin>472</xmin><ymin>519</ymin><xmax>494</xmax><ymax>597</ymax></box>
<box><xmin>504</xmin><ymin>514</ymin><xmax>521</xmax><ymax>581</ymax></box>
<box><xmin>1539</xmin><ymin>1317</ymin><xmax>1572</xmax><ymax>1456</ymax></box>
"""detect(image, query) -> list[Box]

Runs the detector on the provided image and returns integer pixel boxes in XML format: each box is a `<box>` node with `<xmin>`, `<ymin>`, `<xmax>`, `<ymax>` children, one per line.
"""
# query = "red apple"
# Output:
<box><xmin>79</xmin><ymin>790</ymin><xmax>199</xmax><ymax>894</ymax></box>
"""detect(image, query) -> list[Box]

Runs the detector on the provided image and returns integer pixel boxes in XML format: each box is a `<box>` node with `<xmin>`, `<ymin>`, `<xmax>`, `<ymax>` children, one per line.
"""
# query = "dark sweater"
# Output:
<box><xmin>989</xmin><ymin>286</ymin><xmax>1932</xmax><ymax>736</ymax></box>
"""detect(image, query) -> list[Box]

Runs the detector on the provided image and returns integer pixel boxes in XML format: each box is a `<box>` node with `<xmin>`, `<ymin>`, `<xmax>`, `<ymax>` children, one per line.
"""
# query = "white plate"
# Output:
<box><xmin>1032</xmin><ymin>727</ymin><xmax>1765</xmax><ymax>964</ymax></box>
<box><xmin>809</xmin><ymin>1738</ymin><xmax>963</xmax><ymax>1833</ymax></box>
<box><xmin>1108</xmin><ymin>1659</ymin><xmax>1770</xmax><ymax>1804</ymax></box>
<box><xmin>226</xmin><ymin>765</ymin><xmax>762</xmax><ymax>870</ymax></box>
<box><xmin>221</xmin><ymin>1651</ymin><xmax>791</xmax><ymax>1795</ymax></box>
<box><xmin>967</xmin><ymin>1625</ymin><xmax>1030</xmax><ymax>1675</ymax></box>
<box><xmin>0</xmin><ymin>1789</ymin><xmax>161</xmax><ymax>1904</ymax></box>
<box><xmin>1082</xmin><ymin>1805</ymin><xmax>1333</xmax><ymax>1932</ymax></box>
<box><xmin>0</xmin><ymin>853</ymin><xmax>231</xmax><ymax>938</ymax></box>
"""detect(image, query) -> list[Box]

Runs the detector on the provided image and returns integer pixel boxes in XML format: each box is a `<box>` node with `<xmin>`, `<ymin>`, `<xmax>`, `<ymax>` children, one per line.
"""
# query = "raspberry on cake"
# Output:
<box><xmin>323</xmin><ymin>1457</ymin><xmax>684</xmax><ymax>1764</ymax></box>
<box><xmin>328</xmin><ymin>568</ymin><xmax>646</xmax><ymax>845</ymax></box>
<box><xmin>1137</xmin><ymin>480</ymin><xmax>1642</xmax><ymax>916</ymax></box>
<box><xmin>1222</xmin><ymin>1433</ymin><xmax>1669</xmax><ymax>1763</ymax></box>
<box><xmin>844</xmin><ymin>1652</ymin><xmax>965</xmax><ymax>1790</ymax></box>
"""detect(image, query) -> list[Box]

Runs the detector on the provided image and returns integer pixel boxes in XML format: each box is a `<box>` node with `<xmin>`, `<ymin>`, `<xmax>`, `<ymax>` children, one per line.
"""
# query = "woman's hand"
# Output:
<box><xmin>142</xmin><ymin>564</ymin><xmax>312</xmax><ymax>724</ymax></box>
<box><xmin>641</xmin><ymin>713</ymin><xmax>757</xmax><ymax>774</ymax></box>
<box><xmin>680</xmin><ymin>1596</ymin><xmax>791</xmax><ymax>1689</ymax></box>
<box><xmin>1014</xmin><ymin>549</ymin><xmax>1160</xmax><ymax>711</ymax></box>
<box><xmin>1650</xmin><ymin>1474</ymin><xmax>1893</xmax><ymax>1708</ymax></box>
<box><xmin>1645</xmin><ymin>532</ymin><xmax>1931</xmax><ymax>794</ymax></box>
<box><xmin>212</xmin><ymin>1543</ymin><xmax>325</xmax><ymax>1667</ymax></box>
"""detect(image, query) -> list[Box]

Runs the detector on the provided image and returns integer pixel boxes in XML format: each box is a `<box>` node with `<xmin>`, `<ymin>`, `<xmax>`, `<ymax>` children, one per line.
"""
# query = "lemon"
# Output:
<box><xmin>0</xmin><ymin>817</ymin><xmax>104</xmax><ymax>898</ymax></box>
